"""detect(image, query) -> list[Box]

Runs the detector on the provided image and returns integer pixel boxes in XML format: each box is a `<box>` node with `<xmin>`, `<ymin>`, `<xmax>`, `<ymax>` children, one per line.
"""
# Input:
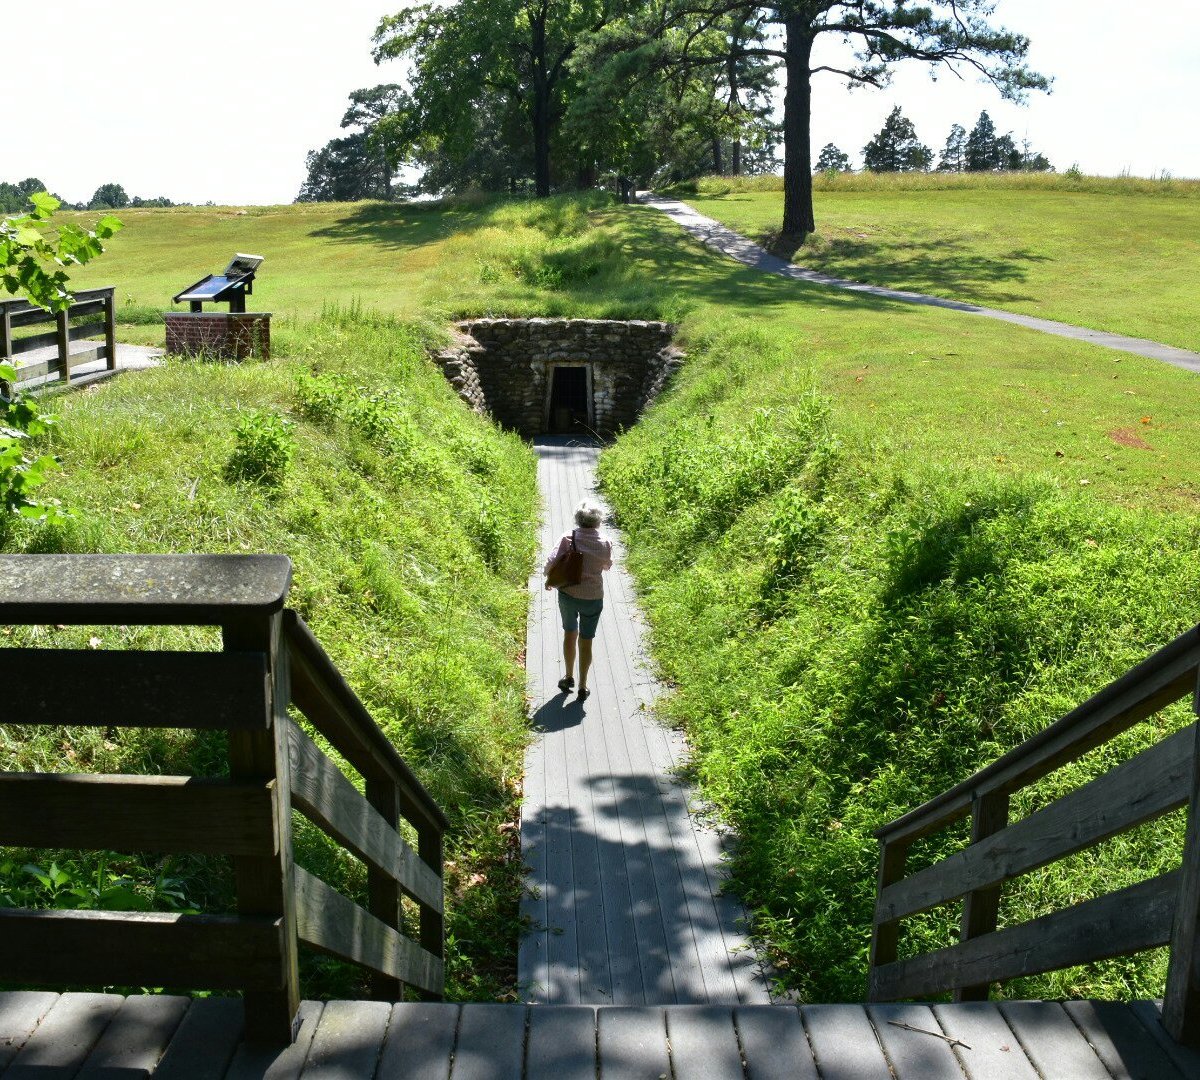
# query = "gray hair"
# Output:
<box><xmin>574</xmin><ymin>500</ymin><xmax>604</xmax><ymax>528</ymax></box>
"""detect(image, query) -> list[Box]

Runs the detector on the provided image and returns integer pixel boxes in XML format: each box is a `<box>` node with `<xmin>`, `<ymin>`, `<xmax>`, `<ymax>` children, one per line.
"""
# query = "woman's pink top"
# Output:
<box><xmin>544</xmin><ymin>528</ymin><xmax>613</xmax><ymax>600</ymax></box>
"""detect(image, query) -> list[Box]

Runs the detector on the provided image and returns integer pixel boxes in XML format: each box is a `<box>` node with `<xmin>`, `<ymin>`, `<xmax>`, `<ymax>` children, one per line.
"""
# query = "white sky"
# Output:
<box><xmin>4</xmin><ymin>0</ymin><xmax>1197</xmax><ymax>206</ymax></box>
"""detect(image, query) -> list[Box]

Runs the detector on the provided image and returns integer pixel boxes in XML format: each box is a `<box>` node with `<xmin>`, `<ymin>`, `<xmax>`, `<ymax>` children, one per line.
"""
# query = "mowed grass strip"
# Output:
<box><xmin>672</xmin><ymin>173</ymin><xmax>1200</xmax><ymax>353</ymax></box>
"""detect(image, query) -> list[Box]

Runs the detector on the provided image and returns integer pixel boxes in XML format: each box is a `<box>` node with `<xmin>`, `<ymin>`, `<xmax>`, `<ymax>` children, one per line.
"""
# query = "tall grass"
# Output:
<box><xmin>600</xmin><ymin>318</ymin><xmax>1200</xmax><ymax>1002</ymax></box>
<box><xmin>671</xmin><ymin>171</ymin><xmax>1200</xmax><ymax>198</ymax></box>
<box><xmin>0</xmin><ymin>310</ymin><xmax>539</xmax><ymax>1001</ymax></box>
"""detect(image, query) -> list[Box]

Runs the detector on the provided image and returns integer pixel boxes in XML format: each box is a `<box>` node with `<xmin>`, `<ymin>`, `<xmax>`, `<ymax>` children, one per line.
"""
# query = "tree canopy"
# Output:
<box><xmin>862</xmin><ymin>106</ymin><xmax>932</xmax><ymax>172</ymax></box>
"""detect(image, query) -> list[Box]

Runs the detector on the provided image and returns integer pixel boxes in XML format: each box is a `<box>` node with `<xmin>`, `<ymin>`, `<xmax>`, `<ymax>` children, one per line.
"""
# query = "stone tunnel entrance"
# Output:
<box><xmin>435</xmin><ymin>319</ymin><xmax>683</xmax><ymax>439</ymax></box>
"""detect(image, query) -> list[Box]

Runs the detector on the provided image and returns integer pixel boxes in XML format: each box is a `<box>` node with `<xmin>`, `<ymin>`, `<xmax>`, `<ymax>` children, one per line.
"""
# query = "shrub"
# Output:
<box><xmin>225</xmin><ymin>409</ymin><xmax>294</xmax><ymax>487</ymax></box>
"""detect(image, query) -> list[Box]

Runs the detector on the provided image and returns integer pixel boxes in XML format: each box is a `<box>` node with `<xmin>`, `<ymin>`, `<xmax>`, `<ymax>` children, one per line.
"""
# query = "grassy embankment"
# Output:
<box><xmin>668</xmin><ymin>172</ymin><xmax>1200</xmax><ymax>353</ymax></box>
<box><xmin>5</xmin><ymin>188</ymin><xmax>1200</xmax><ymax>1004</ymax></box>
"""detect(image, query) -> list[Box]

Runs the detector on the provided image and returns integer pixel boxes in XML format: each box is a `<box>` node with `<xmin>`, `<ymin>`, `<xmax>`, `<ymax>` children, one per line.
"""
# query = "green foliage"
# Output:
<box><xmin>0</xmin><ymin>855</ymin><xmax>198</xmax><ymax>913</ymax></box>
<box><xmin>814</xmin><ymin>143</ymin><xmax>852</xmax><ymax>174</ymax></box>
<box><xmin>862</xmin><ymin>106</ymin><xmax>933</xmax><ymax>173</ymax></box>
<box><xmin>601</xmin><ymin>324</ymin><xmax>1200</xmax><ymax>1001</ymax></box>
<box><xmin>0</xmin><ymin>367</ymin><xmax>65</xmax><ymax>525</ymax></box>
<box><xmin>1</xmin><ymin>191</ymin><xmax>122</xmax><ymax>312</ymax></box>
<box><xmin>225</xmin><ymin>410</ymin><xmax>295</xmax><ymax>488</ymax></box>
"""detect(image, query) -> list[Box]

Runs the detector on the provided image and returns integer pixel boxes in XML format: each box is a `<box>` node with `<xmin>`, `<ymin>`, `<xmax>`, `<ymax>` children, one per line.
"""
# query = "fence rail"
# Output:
<box><xmin>0</xmin><ymin>287</ymin><xmax>117</xmax><ymax>387</ymax></box>
<box><xmin>0</xmin><ymin>554</ymin><xmax>445</xmax><ymax>1045</ymax></box>
<box><xmin>869</xmin><ymin>622</ymin><xmax>1200</xmax><ymax>1045</ymax></box>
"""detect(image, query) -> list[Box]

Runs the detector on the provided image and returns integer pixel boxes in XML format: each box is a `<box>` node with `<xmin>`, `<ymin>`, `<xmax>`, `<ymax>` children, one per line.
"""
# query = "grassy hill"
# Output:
<box><xmin>670</xmin><ymin>173</ymin><xmax>1200</xmax><ymax>353</ymax></box>
<box><xmin>5</xmin><ymin>189</ymin><xmax>1200</xmax><ymax>1003</ymax></box>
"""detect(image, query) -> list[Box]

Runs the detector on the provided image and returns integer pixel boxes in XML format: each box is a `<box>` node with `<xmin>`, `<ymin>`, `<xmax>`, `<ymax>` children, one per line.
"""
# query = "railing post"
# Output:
<box><xmin>419</xmin><ymin>825</ymin><xmax>445</xmax><ymax>991</ymax></box>
<box><xmin>55</xmin><ymin>308</ymin><xmax>70</xmax><ymax>383</ymax></box>
<box><xmin>954</xmin><ymin>791</ymin><xmax>1010</xmax><ymax>1002</ymax></box>
<box><xmin>1164</xmin><ymin>678</ymin><xmax>1200</xmax><ymax>1046</ymax></box>
<box><xmin>365</xmin><ymin>776</ymin><xmax>404</xmax><ymax>1001</ymax></box>
<box><xmin>224</xmin><ymin>611</ymin><xmax>300</xmax><ymax>1044</ymax></box>
<box><xmin>1</xmin><ymin>303</ymin><xmax>13</xmax><ymax>364</ymax></box>
<box><xmin>868</xmin><ymin>837</ymin><xmax>909</xmax><ymax>1000</ymax></box>
<box><xmin>103</xmin><ymin>288</ymin><xmax>117</xmax><ymax>371</ymax></box>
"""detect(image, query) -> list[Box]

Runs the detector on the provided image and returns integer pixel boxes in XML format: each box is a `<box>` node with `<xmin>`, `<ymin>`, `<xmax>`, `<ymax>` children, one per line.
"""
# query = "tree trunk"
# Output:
<box><xmin>781</xmin><ymin>19</ymin><xmax>815</xmax><ymax>240</ymax></box>
<box><xmin>732</xmin><ymin>139</ymin><xmax>742</xmax><ymax>176</ymax></box>
<box><xmin>532</xmin><ymin>88</ymin><xmax>552</xmax><ymax>197</ymax></box>
<box><xmin>712</xmin><ymin>137</ymin><xmax>723</xmax><ymax>175</ymax></box>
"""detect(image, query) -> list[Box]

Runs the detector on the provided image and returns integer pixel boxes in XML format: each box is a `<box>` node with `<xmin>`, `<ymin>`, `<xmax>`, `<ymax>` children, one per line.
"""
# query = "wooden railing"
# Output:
<box><xmin>0</xmin><ymin>554</ymin><xmax>445</xmax><ymax>1045</ymax></box>
<box><xmin>869</xmin><ymin>622</ymin><xmax>1200</xmax><ymax>1043</ymax></box>
<box><xmin>0</xmin><ymin>287</ymin><xmax>117</xmax><ymax>388</ymax></box>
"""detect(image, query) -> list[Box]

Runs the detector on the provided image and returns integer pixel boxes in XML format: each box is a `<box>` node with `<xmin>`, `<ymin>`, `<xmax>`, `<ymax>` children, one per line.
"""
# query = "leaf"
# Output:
<box><xmin>28</xmin><ymin>191</ymin><xmax>61</xmax><ymax>218</ymax></box>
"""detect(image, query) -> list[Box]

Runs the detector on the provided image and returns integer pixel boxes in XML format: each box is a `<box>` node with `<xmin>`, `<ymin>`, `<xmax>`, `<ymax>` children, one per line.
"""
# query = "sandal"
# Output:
<box><xmin>557</xmin><ymin>676</ymin><xmax>575</xmax><ymax>693</ymax></box>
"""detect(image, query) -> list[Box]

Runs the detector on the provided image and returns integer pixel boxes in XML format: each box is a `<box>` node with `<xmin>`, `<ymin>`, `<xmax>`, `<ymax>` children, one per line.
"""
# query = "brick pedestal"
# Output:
<box><xmin>164</xmin><ymin>312</ymin><xmax>271</xmax><ymax>360</ymax></box>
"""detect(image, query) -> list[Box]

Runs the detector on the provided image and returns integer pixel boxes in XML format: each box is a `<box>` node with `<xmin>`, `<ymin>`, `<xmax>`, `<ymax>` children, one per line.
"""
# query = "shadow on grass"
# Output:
<box><xmin>307</xmin><ymin>200</ymin><xmax>491</xmax><ymax>251</ymax></box>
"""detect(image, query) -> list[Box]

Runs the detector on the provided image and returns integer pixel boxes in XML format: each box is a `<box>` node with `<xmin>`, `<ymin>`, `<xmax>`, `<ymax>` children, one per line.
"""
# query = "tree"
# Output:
<box><xmin>965</xmin><ymin>110</ymin><xmax>1000</xmax><ymax>170</ymax></box>
<box><xmin>937</xmin><ymin>123</ymin><xmax>967</xmax><ymax>172</ymax></box>
<box><xmin>374</xmin><ymin>0</ymin><xmax>626</xmax><ymax>197</ymax></box>
<box><xmin>815</xmin><ymin>142</ymin><xmax>851</xmax><ymax>172</ymax></box>
<box><xmin>862</xmin><ymin>106</ymin><xmax>931</xmax><ymax>171</ymax></box>
<box><xmin>297</xmin><ymin>132</ymin><xmax>394</xmax><ymax>202</ymax></box>
<box><xmin>647</xmin><ymin>0</ymin><xmax>1047</xmax><ymax>243</ymax></box>
<box><xmin>341</xmin><ymin>84</ymin><xmax>409</xmax><ymax>200</ymax></box>
<box><xmin>87</xmin><ymin>183</ymin><xmax>129</xmax><ymax>211</ymax></box>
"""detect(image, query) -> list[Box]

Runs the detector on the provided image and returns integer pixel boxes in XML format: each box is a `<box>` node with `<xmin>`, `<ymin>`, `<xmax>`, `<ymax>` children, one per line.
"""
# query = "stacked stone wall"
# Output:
<box><xmin>435</xmin><ymin>318</ymin><xmax>682</xmax><ymax>438</ymax></box>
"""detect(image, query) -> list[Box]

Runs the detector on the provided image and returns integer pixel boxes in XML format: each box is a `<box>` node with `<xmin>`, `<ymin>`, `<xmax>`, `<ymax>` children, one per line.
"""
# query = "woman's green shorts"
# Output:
<box><xmin>558</xmin><ymin>592</ymin><xmax>604</xmax><ymax>639</ymax></box>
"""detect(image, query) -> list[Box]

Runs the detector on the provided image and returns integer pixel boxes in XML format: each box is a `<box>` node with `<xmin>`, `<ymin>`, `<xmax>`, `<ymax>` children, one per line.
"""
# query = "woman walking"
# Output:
<box><xmin>544</xmin><ymin>499</ymin><xmax>613</xmax><ymax>700</ymax></box>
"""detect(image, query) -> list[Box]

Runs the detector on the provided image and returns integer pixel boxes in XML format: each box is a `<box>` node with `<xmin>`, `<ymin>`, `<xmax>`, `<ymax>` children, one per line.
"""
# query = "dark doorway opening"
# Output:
<box><xmin>548</xmin><ymin>366</ymin><xmax>590</xmax><ymax>433</ymax></box>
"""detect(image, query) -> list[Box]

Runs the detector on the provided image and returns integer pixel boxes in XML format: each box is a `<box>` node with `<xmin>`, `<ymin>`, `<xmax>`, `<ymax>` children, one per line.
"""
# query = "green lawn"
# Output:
<box><xmin>6</xmin><ymin>190</ymin><xmax>1200</xmax><ymax>1004</ymax></box>
<box><xmin>674</xmin><ymin>173</ymin><xmax>1200</xmax><ymax>353</ymax></box>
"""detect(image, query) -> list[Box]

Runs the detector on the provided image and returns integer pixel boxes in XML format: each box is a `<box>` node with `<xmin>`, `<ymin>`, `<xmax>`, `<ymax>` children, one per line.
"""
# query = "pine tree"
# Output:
<box><xmin>937</xmin><ymin>124</ymin><xmax>967</xmax><ymax>172</ymax></box>
<box><xmin>814</xmin><ymin>143</ymin><xmax>852</xmax><ymax>173</ymax></box>
<box><xmin>966</xmin><ymin>110</ymin><xmax>999</xmax><ymax>171</ymax></box>
<box><xmin>862</xmin><ymin>107</ymin><xmax>932</xmax><ymax>173</ymax></box>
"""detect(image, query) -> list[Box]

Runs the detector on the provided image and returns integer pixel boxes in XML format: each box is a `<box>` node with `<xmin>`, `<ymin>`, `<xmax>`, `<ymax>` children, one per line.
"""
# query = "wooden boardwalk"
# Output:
<box><xmin>519</xmin><ymin>436</ymin><xmax>767</xmax><ymax>1005</ymax></box>
<box><xmin>4</xmin><ymin>992</ymin><xmax>1198</xmax><ymax>1078</ymax></box>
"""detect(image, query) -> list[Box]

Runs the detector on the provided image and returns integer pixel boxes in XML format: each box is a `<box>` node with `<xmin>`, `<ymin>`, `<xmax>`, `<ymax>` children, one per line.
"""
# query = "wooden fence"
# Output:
<box><xmin>0</xmin><ymin>554</ymin><xmax>446</xmax><ymax>1045</ymax></box>
<box><xmin>0</xmin><ymin>287</ymin><xmax>117</xmax><ymax>388</ymax></box>
<box><xmin>869</xmin><ymin>622</ymin><xmax>1200</xmax><ymax>1045</ymax></box>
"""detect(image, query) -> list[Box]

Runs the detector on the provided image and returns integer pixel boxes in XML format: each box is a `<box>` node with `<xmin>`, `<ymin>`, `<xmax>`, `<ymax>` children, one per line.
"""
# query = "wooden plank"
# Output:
<box><xmin>0</xmin><ymin>773</ymin><xmax>276</xmax><ymax>856</ymax></box>
<box><xmin>867</xmin><ymin>1003</ymin><xmax>963</xmax><ymax>1080</ymax></box>
<box><xmin>225</xmin><ymin>1000</ymin><xmax>324</xmax><ymax>1080</ymax></box>
<box><xmin>1063</xmin><ymin>1000</ymin><xmax>1187</xmax><ymax>1080</ymax></box>
<box><xmin>283</xmin><ymin>610</ymin><xmax>447</xmax><ymax>835</ymax></box>
<box><xmin>4</xmin><ymin>993</ymin><xmax>123</xmax><ymax>1080</ymax></box>
<box><xmin>103</xmin><ymin>289</ymin><xmax>117</xmax><ymax>371</ymax></box>
<box><xmin>665</xmin><ymin>1006</ymin><xmax>741</xmax><ymax>1080</ymax></box>
<box><xmin>0</xmin><ymin>908</ymin><xmax>285</xmax><ymax>991</ymax></box>
<box><xmin>2</xmin><ymin>648</ymin><xmax>270</xmax><ymax>730</ymax></box>
<box><xmin>872</xmin><ymin>870</ymin><xmax>1178</xmax><ymax>1001</ymax></box>
<box><xmin>800</xmin><ymin>1005</ymin><xmax>893</xmax><ymax>1080</ymax></box>
<box><xmin>375</xmin><ymin>1003</ymin><xmax>458</xmax><ymax>1080</ymax></box>
<box><xmin>734</xmin><ymin>1006</ymin><xmax>817</xmax><ymax>1080</ymax></box>
<box><xmin>153</xmin><ymin>998</ymin><xmax>245</xmax><ymax>1080</ymax></box>
<box><xmin>0</xmin><ymin>992</ymin><xmax>60</xmax><ymax>1070</ymax></box>
<box><xmin>286</xmin><ymin>721</ymin><xmax>442</xmax><ymax>913</ymax></box>
<box><xmin>0</xmin><ymin>554</ymin><xmax>292</xmax><ymax>625</ymax></box>
<box><xmin>10</xmin><ymin>329</ymin><xmax>62</xmax><ymax>354</ymax></box>
<box><xmin>879</xmin><ymin>725</ymin><xmax>1194</xmax><ymax>925</ymax></box>
<box><xmin>1128</xmin><ymin>1000</ymin><xmax>1200</xmax><ymax>1080</ymax></box>
<box><xmin>224</xmin><ymin>611</ymin><xmax>299</xmax><ymax>1047</ymax></box>
<box><xmin>868</xmin><ymin>838</ymin><xmax>908</xmax><ymax>979</ymax></box>
<box><xmin>526</xmin><ymin>1006</ymin><xmax>595</xmax><ymax>1080</ymax></box>
<box><xmin>297</xmin><ymin>1000</ymin><xmax>390</xmax><ymax>1079</ymax></box>
<box><xmin>998</xmin><ymin>1001</ymin><xmax>1110</xmax><ymax>1079</ymax></box>
<box><xmin>597</xmin><ymin>1007</ymin><xmax>669</xmax><ymax>1080</ymax></box>
<box><xmin>294</xmin><ymin>867</ymin><xmax>444</xmax><ymax>996</ymax></box>
<box><xmin>77</xmin><ymin>995</ymin><xmax>190</xmax><ymax>1080</ymax></box>
<box><xmin>55</xmin><ymin>309</ymin><xmax>70</xmax><ymax>382</ymax></box>
<box><xmin>450</xmin><ymin>1005</ymin><xmax>526</xmax><ymax>1080</ymax></box>
<box><xmin>930</xmin><ymin>1001</ymin><xmax>1038</xmax><ymax>1079</ymax></box>
<box><xmin>877</xmin><ymin>628</ymin><xmax>1200</xmax><ymax>844</ymax></box>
